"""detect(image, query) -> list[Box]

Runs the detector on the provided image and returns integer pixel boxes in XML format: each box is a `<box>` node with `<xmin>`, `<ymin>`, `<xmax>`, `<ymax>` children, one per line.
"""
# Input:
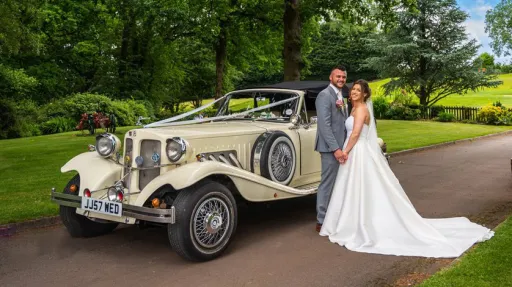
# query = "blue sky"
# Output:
<box><xmin>456</xmin><ymin>0</ymin><xmax>511</xmax><ymax>63</ymax></box>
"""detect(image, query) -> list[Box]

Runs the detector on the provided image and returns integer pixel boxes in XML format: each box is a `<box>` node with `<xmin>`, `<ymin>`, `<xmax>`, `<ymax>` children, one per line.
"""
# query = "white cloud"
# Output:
<box><xmin>463</xmin><ymin>20</ymin><xmax>487</xmax><ymax>44</ymax></box>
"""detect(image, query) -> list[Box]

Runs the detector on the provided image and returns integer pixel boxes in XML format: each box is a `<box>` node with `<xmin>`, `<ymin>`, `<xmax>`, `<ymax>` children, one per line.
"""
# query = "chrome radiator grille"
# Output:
<box><xmin>139</xmin><ymin>140</ymin><xmax>161</xmax><ymax>190</ymax></box>
<box><xmin>123</xmin><ymin>138</ymin><xmax>133</xmax><ymax>189</ymax></box>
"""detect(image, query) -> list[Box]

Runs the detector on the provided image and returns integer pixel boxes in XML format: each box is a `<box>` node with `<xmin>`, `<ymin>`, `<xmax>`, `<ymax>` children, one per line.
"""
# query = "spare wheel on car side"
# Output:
<box><xmin>251</xmin><ymin>131</ymin><xmax>296</xmax><ymax>186</ymax></box>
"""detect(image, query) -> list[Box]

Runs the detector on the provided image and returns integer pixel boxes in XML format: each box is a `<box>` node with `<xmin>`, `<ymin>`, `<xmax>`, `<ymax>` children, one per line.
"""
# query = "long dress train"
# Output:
<box><xmin>319</xmin><ymin>115</ymin><xmax>494</xmax><ymax>258</ymax></box>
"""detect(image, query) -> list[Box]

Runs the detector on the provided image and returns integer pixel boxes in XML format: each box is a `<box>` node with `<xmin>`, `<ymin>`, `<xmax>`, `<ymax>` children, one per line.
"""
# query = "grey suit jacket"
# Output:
<box><xmin>314</xmin><ymin>86</ymin><xmax>348</xmax><ymax>153</ymax></box>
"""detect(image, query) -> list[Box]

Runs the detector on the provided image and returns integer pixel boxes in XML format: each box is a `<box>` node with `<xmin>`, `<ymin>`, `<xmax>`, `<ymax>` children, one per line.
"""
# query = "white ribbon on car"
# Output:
<box><xmin>144</xmin><ymin>95</ymin><xmax>300</xmax><ymax>128</ymax></box>
<box><xmin>144</xmin><ymin>94</ymin><xmax>229</xmax><ymax>128</ymax></box>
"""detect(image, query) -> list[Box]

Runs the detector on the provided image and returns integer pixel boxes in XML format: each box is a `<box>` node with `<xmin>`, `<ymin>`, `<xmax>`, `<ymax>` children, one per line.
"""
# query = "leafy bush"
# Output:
<box><xmin>0</xmin><ymin>99</ymin><xmax>19</xmax><ymax>139</ymax></box>
<box><xmin>14</xmin><ymin>99</ymin><xmax>42</xmax><ymax>123</ymax></box>
<box><xmin>372</xmin><ymin>97</ymin><xmax>389</xmax><ymax>119</ymax></box>
<box><xmin>476</xmin><ymin>105</ymin><xmax>512</xmax><ymax>125</ymax></box>
<box><xmin>1</xmin><ymin>93</ymin><xmax>154</xmax><ymax>139</ymax></box>
<box><xmin>385</xmin><ymin>105</ymin><xmax>421</xmax><ymax>120</ymax></box>
<box><xmin>16</xmin><ymin>122</ymin><xmax>42</xmax><ymax>137</ymax></box>
<box><xmin>493</xmin><ymin>100</ymin><xmax>505</xmax><ymax>109</ymax></box>
<box><xmin>430</xmin><ymin>105</ymin><xmax>445</xmax><ymax>118</ymax></box>
<box><xmin>477</xmin><ymin>106</ymin><xmax>504</xmax><ymax>125</ymax></box>
<box><xmin>126</xmin><ymin>99</ymin><xmax>151</xmax><ymax>118</ymax></box>
<box><xmin>40</xmin><ymin>100</ymin><xmax>69</xmax><ymax>121</ymax></box>
<box><xmin>155</xmin><ymin>108</ymin><xmax>175</xmax><ymax>121</ymax></box>
<box><xmin>0</xmin><ymin>99</ymin><xmax>42</xmax><ymax>139</ymax></box>
<box><xmin>155</xmin><ymin>103</ymin><xmax>189</xmax><ymax>121</ymax></box>
<box><xmin>497</xmin><ymin>112</ymin><xmax>512</xmax><ymax>125</ymax></box>
<box><xmin>41</xmin><ymin>117</ymin><xmax>76</xmax><ymax>134</ymax></box>
<box><xmin>390</xmin><ymin>89</ymin><xmax>415</xmax><ymax>106</ymax></box>
<box><xmin>111</xmin><ymin>101</ymin><xmax>134</xmax><ymax>126</ymax></box>
<box><xmin>110</xmin><ymin>100</ymin><xmax>151</xmax><ymax>126</ymax></box>
<box><xmin>201</xmin><ymin>106</ymin><xmax>218</xmax><ymax>117</ymax></box>
<box><xmin>62</xmin><ymin>93</ymin><xmax>114</xmax><ymax>121</ymax></box>
<box><xmin>60</xmin><ymin>93</ymin><xmax>150</xmax><ymax>126</ymax></box>
<box><xmin>139</xmin><ymin>100</ymin><xmax>155</xmax><ymax>118</ymax></box>
<box><xmin>436</xmin><ymin>112</ymin><xmax>455</xmax><ymax>122</ymax></box>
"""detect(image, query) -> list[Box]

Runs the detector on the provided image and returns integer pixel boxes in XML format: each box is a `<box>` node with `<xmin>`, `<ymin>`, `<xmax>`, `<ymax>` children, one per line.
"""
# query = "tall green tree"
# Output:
<box><xmin>19</xmin><ymin>0</ymin><xmax>200</xmax><ymax>105</ymax></box>
<box><xmin>0</xmin><ymin>0</ymin><xmax>42</xmax><ymax>100</ymax></box>
<box><xmin>364</xmin><ymin>0</ymin><xmax>500</xmax><ymax>107</ymax></box>
<box><xmin>475</xmin><ymin>52</ymin><xmax>495</xmax><ymax>68</ymax></box>
<box><xmin>25</xmin><ymin>0</ymin><xmax>118</xmax><ymax>102</ymax></box>
<box><xmin>113</xmin><ymin>0</ymin><xmax>199</xmax><ymax>102</ymax></box>
<box><xmin>306</xmin><ymin>20</ymin><xmax>380</xmax><ymax>81</ymax></box>
<box><xmin>199</xmin><ymin>0</ymin><xmax>282</xmax><ymax>99</ymax></box>
<box><xmin>282</xmin><ymin>0</ymin><xmax>415</xmax><ymax>81</ymax></box>
<box><xmin>485</xmin><ymin>0</ymin><xmax>512</xmax><ymax>57</ymax></box>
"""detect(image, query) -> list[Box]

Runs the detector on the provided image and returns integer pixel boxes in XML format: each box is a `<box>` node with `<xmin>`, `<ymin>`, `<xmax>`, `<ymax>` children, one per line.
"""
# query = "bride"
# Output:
<box><xmin>319</xmin><ymin>79</ymin><xmax>494</xmax><ymax>258</ymax></box>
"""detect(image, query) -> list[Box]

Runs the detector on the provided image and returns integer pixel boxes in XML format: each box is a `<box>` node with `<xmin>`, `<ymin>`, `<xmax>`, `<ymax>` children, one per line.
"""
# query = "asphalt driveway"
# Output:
<box><xmin>1</xmin><ymin>134</ymin><xmax>511</xmax><ymax>287</ymax></box>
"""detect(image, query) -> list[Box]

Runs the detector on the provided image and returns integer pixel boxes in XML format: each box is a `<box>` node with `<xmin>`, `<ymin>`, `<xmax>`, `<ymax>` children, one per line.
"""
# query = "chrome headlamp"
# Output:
<box><xmin>107</xmin><ymin>184</ymin><xmax>124</xmax><ymax>202</ymax></box>
<box><xmin>95</xmin><ymin>133</ymin><xmax>121</xmax><ymax>158</ymax></box>
<box><xmin>166</xmin><ymin>137</ymin><xmax>187</xmax><ymax>162</ymax></box>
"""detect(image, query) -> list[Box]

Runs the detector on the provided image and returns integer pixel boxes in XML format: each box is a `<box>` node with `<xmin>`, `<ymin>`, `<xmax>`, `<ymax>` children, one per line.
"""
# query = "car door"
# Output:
<box><xmin>296</xmin><ymin>96</ymin><xmax>321</xmax><ymax>176</ymax></box>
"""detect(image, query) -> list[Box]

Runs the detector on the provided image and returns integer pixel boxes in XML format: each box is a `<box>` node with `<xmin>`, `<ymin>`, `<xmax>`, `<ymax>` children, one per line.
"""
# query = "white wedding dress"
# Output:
<box><xmin>319</xmin><ymin>102</ymin><xmax>494</xmax><ymax>258</ymax></box>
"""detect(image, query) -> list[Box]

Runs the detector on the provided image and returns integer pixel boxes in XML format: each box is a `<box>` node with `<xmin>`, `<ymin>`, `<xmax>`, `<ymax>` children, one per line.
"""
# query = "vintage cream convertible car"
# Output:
<box><xmin>51</xmin><ymin>81</ymin><xmax>388</xmax><ymax>261</ymax></box>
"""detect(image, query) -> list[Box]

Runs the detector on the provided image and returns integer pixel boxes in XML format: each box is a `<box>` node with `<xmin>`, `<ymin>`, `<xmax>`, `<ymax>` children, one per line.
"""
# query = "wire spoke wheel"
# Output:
<box><xmin>192</xmin><ymin>197</ymin><xmax>230</xmax><ymax>249</ymax></box>
<box><xmin>169</xmin><ymin>180</ymin><xmax>237</xmax><ymax>262</ymax></box>
<box><xmin>251</xmin><ymin>131</ymin><xmax>297</xmax><ymax>186</ymax></box>
<box><xmin>270</xmin><ymin>142</ymin><xmax>293</xmax><ymax>182</ymax></box>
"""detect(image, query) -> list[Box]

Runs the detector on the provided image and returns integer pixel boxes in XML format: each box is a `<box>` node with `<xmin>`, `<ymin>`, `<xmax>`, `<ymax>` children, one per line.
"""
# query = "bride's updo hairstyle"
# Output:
<box><xmin>351</xmin><ymin>79</ymin><xmax>371</xmax><ymax>102</ymax></box>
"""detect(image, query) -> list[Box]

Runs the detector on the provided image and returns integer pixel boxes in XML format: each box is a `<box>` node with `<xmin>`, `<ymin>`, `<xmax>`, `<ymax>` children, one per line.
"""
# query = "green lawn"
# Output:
<box><xmin>375</xmin><ymin>120</ymin><xmax>512</xmax><ymax>153</ymax></box>
<box><xmin>369</xmin><ymin>74</ymin><xmax>512</xmax><ymax>108</ymax></box>
<box><xmin>0</xmin><ymin>126</ymin><xmax>136</xmax><ymax>225</ymax></box>
<box><xmin>418</xmin><ymin>216</ymin><xmax>512</xmax><ymax>287</ymax></box>
<box><xmin>1</xmin><ymin>121</ymin><xmax>511</xmax><ymax>225</ymax></box>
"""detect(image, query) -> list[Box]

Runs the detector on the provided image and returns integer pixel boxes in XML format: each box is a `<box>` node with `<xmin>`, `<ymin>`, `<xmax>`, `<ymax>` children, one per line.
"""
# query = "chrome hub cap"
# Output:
<box><xmin>205</xmin><ymin>213</ymin><xmax>223</xmax><ymax>234</ymax></box>
<box><xmin>193</xmin><ymin>197</ymin><xmax>230</xmax><ymax>248</ymax></box>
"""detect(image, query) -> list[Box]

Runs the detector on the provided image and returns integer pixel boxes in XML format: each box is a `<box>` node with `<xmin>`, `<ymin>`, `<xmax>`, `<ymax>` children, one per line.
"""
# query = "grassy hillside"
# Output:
<box><xmin>369</xmin><ymin>74</ymin><xmax>512</xmax><ymax>107</ymax></box>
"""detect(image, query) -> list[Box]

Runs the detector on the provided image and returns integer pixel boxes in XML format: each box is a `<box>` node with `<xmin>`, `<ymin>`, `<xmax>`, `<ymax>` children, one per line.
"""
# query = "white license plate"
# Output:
<box><xmin>81</xmin><ymin>197</ymin><xmax>122</xmax><ymax>217</ymax></box>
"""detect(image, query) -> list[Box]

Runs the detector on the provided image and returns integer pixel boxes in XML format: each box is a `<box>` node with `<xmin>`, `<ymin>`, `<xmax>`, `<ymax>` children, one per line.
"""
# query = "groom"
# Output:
<box><xmin>314</xmin><ymin>65</ymin><xmax>349</xmax><ymax>232</ymax></box>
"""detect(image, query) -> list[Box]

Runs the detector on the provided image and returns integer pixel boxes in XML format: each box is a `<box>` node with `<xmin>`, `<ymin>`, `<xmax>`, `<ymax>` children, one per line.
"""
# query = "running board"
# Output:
<box><xmin>285</xmin><ymin>182</ymin><xmax>319</xmax><ymax>195</ymax></box>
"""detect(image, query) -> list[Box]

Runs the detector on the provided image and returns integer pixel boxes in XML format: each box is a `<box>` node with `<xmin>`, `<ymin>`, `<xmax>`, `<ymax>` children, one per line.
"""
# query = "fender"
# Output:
<box><xmin>61</xmin><ymin>152</ymin><xmax>122</xmax><ymax>195</ymax></box>
<box><xmin>136</xmin><ymin>161</ymin><xmax>318</xmax><ymax>205</ymax></box>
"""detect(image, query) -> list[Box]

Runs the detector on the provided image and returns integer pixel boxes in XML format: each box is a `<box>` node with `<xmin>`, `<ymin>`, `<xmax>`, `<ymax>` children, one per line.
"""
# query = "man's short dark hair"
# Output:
<box><xmin>331</xmin><ymin>65</ymin><xmax>346</xmax><ymax>72</ymax></box>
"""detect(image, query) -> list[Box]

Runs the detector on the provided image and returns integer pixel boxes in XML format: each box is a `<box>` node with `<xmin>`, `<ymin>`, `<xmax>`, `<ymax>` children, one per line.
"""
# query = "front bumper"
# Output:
<box><xmin>51</xmin><ymin>189</ymin><xmax>175</xmax><ymax>224</ymax></box>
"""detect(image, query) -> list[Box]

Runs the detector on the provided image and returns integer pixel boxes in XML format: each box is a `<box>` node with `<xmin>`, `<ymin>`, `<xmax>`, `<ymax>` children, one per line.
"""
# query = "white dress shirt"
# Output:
<box><xmin>329</xmin><ymin>83</ymin><xmax>342</xmax><ymax>101</ymax></box>
<box><xmin>329</xmin><ymin>83</ymin><xmax>348</xmax><ymax>116</ymax></box>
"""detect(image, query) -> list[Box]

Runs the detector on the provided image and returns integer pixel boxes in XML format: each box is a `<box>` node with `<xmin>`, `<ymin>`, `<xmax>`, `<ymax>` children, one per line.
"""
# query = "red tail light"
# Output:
<box><xmin>116</xmin><ymin>191</ymin><xmax>124</xmax><ymax>202</ymax></box>
<box><xmin>84</xmin><ymin>189</ymin><xmax>91</xmax><ymax>197</ymax></box>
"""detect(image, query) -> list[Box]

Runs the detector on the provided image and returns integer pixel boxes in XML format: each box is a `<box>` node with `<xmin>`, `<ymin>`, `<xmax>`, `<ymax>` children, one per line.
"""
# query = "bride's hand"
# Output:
<box><xmin>340</xmin><ymin>150</ymin><xmax>349</xmax><ymax>164</ymax></box>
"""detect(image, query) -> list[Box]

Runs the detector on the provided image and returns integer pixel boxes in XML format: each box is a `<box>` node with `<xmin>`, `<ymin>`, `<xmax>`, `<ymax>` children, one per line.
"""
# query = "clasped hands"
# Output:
<box><xmin>334</xmin><ymin>149</ymin><xmax>349</xmax><ymax>164</ymax></box>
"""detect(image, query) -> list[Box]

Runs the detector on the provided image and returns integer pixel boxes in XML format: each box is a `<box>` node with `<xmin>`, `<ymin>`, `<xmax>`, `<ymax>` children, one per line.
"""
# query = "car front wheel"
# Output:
<box><xmin>168</xmin><ymin>180</ymin><xmax>238</xmax><ymax>261</ymax></box>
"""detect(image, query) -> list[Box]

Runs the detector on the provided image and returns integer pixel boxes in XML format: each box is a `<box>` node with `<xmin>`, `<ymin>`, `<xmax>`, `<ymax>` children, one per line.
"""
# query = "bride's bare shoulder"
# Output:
<box><xmin>358</xmin><ymin>104</ymin><xmax>370</xmax><ymax>124</ymax></box>
<box><xmin>363</xmin><ymin>103</ymin><xmax>371</xmax><ymax>117</ymax></box>
<box><xmin>353</xmin><ymin>105</ymin><xmax>370</xmax><ymax>118</ymax></box>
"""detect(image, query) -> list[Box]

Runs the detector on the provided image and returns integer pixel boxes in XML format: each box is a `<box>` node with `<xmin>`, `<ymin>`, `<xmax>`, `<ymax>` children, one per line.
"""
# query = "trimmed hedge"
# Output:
<box><xmin>1</xmin><ymin>93</ymin><xmax>154</xmax><ymax>139</ymax></box>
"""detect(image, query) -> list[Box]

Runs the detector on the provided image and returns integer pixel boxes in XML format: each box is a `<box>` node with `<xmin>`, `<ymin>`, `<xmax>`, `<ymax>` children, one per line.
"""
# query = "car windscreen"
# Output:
<box><xmin>214</xmin><ymin>91</ymin><xmax>299</xmax><ymax>121</ymax></box>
